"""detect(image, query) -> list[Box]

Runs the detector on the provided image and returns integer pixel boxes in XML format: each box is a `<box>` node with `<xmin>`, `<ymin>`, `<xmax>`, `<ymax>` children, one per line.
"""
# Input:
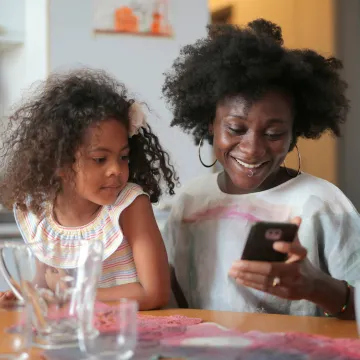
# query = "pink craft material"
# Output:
<box><xmin>161</xmin><ymin>324</ymin><xmax>360</xmax><ymax>359</ymax></box>
<box><xmin>10</xmin><ymin>302</ymin><xmax>360</xmax><ymax>359</ymax></box>
<box><xmin>94</xmin><ymin>306</ymin><xmax>202</xmax><ymax>339</ymax></box>
<box><xmin>9</xmin><ymin>301</ymin><xmax>203</xmax><ymax>341</ymax></box>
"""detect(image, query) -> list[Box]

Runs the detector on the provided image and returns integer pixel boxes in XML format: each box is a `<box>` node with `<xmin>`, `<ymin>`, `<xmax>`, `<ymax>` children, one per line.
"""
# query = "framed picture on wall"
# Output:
<box><xmin>93</xmin><ymin>0</ymin><xmax>173</xmax><ymax>37</ymax></box>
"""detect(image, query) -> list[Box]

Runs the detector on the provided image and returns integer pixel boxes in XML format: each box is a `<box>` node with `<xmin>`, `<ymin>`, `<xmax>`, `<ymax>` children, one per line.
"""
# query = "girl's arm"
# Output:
<box><xmin>96</xmin><ymin>195</ymin><xmax>170</xmax><ymax>310</ymax></box>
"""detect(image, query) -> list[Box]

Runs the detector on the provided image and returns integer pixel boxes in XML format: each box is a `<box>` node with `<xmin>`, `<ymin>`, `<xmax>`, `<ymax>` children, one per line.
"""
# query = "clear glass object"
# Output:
<box><xmin>0</xmin><ymin>239</ymin><xmax>104</xmax><ymax>349</ymax></box>
<box><xmin>0</xmin><ymin>300</ymin><xmax>32</xmax><ymax>359</ymax></box>
<box><xmin>79</xmin><ymin>298</ymin><xmax>138</xmax><ymax>360</ymax></box>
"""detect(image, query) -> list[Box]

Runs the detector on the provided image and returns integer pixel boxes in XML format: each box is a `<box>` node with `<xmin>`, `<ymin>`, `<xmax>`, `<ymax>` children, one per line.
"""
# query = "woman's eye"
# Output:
<box><xmin>228</xmin><ymin>127</ymin><xmax>245</xmax><ymax>134</ymax></box>
<box><xmin>265</xmin><ymin>133</ymin><xmax>285</xmax><ymax>140</ymax></box>
<box><xmin>93</xmin><ymin>157</ymin><xmax>106</xmax><ymax>164</ymax></box>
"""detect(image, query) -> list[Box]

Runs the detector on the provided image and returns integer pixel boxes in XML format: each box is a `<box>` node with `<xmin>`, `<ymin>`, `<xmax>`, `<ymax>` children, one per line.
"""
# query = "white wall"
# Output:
<box><xmin>49</xmin><ymin>0</ymin><xmax>213</xmax><ymax>201</ymax></box>
<box><xmin>0</xmin><ymin>0</ymin><xmax>48</xmax><ymax>119</ymax></box>
<box><xmin>0</xmin><ymin>0</ymin><xmax>24</xmax><ymax>119</ymax></box>
<box><xmin>0</xmin><ymin>0</ymin><xmax>24</xmax><ymax>35</ymax></box>
<box><xmin>0</xmin><ymin>47</ymin><xmax>25</xmax><ymax>118</ymax></box>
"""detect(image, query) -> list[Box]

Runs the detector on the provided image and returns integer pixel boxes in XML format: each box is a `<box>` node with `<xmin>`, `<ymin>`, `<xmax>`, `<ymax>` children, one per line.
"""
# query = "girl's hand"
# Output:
<box><xmin>0</xmin><ymin>290</ymin><xmax>17</xmax><ymax>306</ymax></box>
<box><xmin>228</xmin><ymin>217</ymin><xmax>317</xmax><ymax>300</ymax></box>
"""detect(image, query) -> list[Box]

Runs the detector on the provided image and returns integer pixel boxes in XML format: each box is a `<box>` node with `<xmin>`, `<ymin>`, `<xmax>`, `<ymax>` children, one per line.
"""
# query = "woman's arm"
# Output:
<box><xmin>306</xmin><ymin>270</ymin><xmax>354</xmax><ymax>320</ymax></box>
<box><xmin>273</xmin><ymin>239</ymin><xmax>355</xmax><ymax>319</ymax></box>
<box><xmin>96</xmin><ymin>195</ymin><xmax>170</xmax><ymax>310</ymax></box>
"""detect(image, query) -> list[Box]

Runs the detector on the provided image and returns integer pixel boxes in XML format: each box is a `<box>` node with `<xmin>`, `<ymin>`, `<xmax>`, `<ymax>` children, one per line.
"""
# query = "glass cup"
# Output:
<box><xmin>0</xmin><ymin>239</ymin><xmax>104</xmax><ymax>349</ymax></box>
<box><xmin>79</xmin><ymin>299</ymin><xmax>138</xmax><ymax>360</ymax></box>
<box><xmin>0</xmin><ymin>300</ymin><xmax>32</xmax><ymax>359</ymax></box>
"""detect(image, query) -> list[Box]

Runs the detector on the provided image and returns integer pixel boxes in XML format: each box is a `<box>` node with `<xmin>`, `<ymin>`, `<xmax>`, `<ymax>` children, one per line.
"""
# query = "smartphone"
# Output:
<box><xmin>241</xmin><ymin>221</ymin><xmax>298</xmax><ymax>262</ymax></box>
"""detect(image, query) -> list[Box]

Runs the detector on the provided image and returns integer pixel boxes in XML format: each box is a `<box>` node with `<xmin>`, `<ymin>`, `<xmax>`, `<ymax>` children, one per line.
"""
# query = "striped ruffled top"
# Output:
<box><xmin>14</xmin><ymin>183</ymin><xmax>146</xmax><ymax>288</ymax></box>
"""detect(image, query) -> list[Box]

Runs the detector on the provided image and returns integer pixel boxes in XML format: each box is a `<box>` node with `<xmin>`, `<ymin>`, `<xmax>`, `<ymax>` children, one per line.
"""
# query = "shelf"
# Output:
<box><xmin>0</xmin><ymin>32</ymin><xmax>24</xmax><ymax>51</ymax></box>
<box><xmin>94</xmin><ymin>29</ymin><xmax>173</xmax><ymax>38</ymax></box>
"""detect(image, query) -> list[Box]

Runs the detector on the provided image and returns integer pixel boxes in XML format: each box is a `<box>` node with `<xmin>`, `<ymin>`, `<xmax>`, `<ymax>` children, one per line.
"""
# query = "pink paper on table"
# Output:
<box><xmin>95</xmin><ymin>307</ymin><xmax>202</xmax><ymax>340</ymax></box>
<box><xmin>47</xmin><ymin>302</ymin><xmax>203</xmax><ymax>340</ymax></box>
<box><xmin>10</xmin><ymin>301</ymin><xmax>202</xmax><ymax>341</ymax></box>
<box><xmin>161</xmin><ymin>324</ymin><xmax>360</xmax><ymax>360</ymax></box>
<box><xmin>244</xmin><ymin>331</ymin><xmax>360</xmax><ymax>359</ymax></box>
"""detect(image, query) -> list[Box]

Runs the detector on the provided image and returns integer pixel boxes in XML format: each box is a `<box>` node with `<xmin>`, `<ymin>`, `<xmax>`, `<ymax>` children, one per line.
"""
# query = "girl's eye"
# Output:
<box><xmin>93</xmin><ymin>157</ymin><xmax>106</xmax><ymax>164</ymax></box>
<box><xmin>120</xmin><ymin>155</ymin><xmax>130</xmax><ymax>162</ymax></box>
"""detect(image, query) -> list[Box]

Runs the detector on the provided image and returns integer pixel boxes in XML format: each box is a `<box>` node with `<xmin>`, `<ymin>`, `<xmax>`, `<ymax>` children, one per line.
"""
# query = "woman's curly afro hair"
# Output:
<box><xmin>162</xmin><ymin>19</ymin><xmax>349</xmax><ymax>146</ymax></box>
<box><xmin>0</xmin><ymin>68</ymin><xmax>178</xmax><ymax>214</ymax></box>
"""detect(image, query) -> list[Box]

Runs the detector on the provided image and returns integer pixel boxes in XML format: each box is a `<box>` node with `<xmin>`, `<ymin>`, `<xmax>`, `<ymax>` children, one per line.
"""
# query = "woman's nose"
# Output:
<box><xmin>238</xmin><ymin>132</ymin><xmax>266</xmax><ymax>159</ymax></box>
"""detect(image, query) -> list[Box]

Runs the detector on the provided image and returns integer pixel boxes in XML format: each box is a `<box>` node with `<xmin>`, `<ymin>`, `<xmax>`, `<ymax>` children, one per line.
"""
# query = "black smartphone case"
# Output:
<box><xmin>241</xmin><ymin>222</ymin><xmax>298</xmax><ymax>262</ymax></box>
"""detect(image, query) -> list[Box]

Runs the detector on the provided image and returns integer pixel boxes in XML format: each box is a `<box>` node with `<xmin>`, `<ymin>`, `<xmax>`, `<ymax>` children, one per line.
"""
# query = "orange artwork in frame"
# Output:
<box><xmin>93</xmin><ymin>0</ymin><xmax>173</xmax><ymax>38</ymax></box>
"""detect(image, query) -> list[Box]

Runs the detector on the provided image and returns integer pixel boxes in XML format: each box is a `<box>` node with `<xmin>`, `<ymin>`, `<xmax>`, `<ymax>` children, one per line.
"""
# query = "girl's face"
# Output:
<box><xmin>64</xmin><ymin>118</ymin><xmax>130</xmax><ymax>206</ymax></box>
<box><xmin>212</xmin><ymin>91</ymin><xmax>294</xmax><ymax>194</ymax></box>
<box><xmin>45</xmin><ymin>267</ymin><xmax>69</xmax><ymax>292</ymax></box>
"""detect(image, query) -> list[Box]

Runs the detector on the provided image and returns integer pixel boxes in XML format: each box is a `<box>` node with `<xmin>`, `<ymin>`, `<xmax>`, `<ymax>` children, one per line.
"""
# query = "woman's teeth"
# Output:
<box><xmin>234</xmin><ymin>158</ymin><xmax>263</xmax><ymax>168</ymax></box>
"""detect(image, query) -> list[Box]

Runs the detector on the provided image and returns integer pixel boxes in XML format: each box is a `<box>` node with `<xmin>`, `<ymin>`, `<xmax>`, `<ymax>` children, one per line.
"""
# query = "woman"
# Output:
<box><xmin>162</xmin><ymin>19</ymin><xmax>360</xmax><ymax>319</ymax></box>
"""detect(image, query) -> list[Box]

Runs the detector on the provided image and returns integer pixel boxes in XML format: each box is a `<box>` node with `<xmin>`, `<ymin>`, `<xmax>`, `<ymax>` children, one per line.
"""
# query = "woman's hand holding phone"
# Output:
<box><xmin>228</xmin><ymin>217</ymin><xmax>318</xmax><ymax>301</ymax></box>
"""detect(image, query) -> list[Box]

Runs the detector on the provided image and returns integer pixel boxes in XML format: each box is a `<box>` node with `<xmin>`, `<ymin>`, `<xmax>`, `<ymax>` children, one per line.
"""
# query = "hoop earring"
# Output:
<box><xmin>283</xmin><ymin>144</ymin><xmax>301</xmax><ymax>177</ymax></box>
<box><xmin>198</xmin><ymin>135</ymin><xmax>217</xmax><ymax>168</ymax></box>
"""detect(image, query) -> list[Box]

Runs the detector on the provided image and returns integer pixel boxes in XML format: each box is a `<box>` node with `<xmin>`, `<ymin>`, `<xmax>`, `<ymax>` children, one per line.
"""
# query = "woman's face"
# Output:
<box><xmin>212</xmin><ymin>91</ymin><xmax>294</xmax><ymax>194</ymax></box>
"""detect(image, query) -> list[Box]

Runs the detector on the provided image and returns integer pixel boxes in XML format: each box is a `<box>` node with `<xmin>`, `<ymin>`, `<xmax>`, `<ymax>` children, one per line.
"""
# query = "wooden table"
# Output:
<box><xmin>1</xmin><ymin>308</ymin><xmax>358</xmax><ymax>359</ymax></box>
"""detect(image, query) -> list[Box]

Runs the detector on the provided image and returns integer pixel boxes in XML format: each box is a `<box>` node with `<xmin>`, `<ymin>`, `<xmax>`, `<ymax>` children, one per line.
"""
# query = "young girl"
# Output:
<box><xmin>0</xmin><ymin>68</ymin><xmax>178</xmax><ymax>310</ymax></box>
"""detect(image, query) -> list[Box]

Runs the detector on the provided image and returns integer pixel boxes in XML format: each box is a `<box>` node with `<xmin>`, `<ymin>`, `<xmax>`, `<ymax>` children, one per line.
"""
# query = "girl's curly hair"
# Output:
<box><xmin>162</xmin><ymin>19</ymin><xmax>349</xmax><ymax>147</ymax></box>
<box><xmin>0</xmin><ymin>68</ymin><xmax>178</xmax><ymax>214</ymax></box>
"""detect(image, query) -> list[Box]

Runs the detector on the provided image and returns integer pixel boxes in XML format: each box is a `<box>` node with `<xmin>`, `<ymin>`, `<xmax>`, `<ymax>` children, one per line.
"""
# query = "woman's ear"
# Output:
<box><xmin>208</xmin><ymin>123</ymin><xmax>214</xmax><ymax>136</ymax></box>
<box><xmin>289</xmin><ymin>136</ymin><xmax>297</xmax><ymax>152</ymax></box>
